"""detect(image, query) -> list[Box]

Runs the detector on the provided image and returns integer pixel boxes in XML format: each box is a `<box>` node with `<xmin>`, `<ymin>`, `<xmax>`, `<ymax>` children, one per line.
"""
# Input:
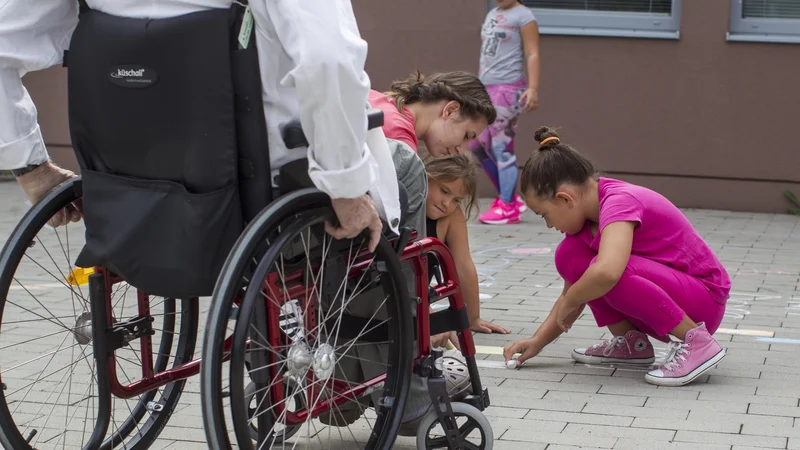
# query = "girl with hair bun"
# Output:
<box><xmin>503</xmin><ymin>127</ymin><xmax>731</xmax><ymax>387</ymax></box>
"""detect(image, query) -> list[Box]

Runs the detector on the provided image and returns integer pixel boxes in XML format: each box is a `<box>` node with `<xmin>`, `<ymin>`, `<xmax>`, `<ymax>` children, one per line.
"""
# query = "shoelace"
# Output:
<box><xmin>662</xmin><ymin>341</ymin><xmax>691</xmax><ymax>371</ymax></box>
<box><xmin>592</xmin><ymin>336</ymin><xmax>631</xmax><ymax>357</ymax></box>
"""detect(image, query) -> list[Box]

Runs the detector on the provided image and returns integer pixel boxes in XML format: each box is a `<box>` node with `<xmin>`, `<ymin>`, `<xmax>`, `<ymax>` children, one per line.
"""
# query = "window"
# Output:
<box><xmin>728</xmin><ymin>0</ymin><xmax>800</xmax><ymax>43</ymax></box>
<box><xmin>517</xmin><ymin>0</ymin><xmax>682</xmax><ymax>39</ymax></box>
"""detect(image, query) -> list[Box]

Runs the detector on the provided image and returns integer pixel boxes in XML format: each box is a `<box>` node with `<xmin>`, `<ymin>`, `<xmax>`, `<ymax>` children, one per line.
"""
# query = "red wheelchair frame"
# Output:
<box><xmin>93</xmin><ymin>232</ymin><xmax>486</xmax><ymax>423</ymax></box>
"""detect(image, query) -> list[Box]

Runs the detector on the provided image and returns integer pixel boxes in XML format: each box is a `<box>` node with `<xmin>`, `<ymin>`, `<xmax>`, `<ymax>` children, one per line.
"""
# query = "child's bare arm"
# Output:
<box><xmin>532</xmin><ymin>281</ymin><xmax>577</xmax><ymax>345</ymax></box>
<box><xmin>504</xmin><ymin>280</ymin><xmax>582</xmax><ymax>364</ymax></box>
<box><xmin>446</xmin><ymin>209</ymin><xmax>510</xmax><ymax>334</ymax></box>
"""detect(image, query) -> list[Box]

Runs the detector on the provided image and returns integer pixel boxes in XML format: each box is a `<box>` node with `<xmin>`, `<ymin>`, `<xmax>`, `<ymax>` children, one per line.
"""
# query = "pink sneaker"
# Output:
<box><xmin>645</xmin><ymin>322</ymin><xmax>726</xmax><ymax>387</ymax></box>
<box><xmin>478</xmin><ymin>198</ymin><xmax>520</xmax><ymax>224</ymax></box>
<box><xmin>571</xmin><ymin>330</ymin><xmax>655</xmax><ymax>365</ymax></box>
<box><xmin>513</xmin><ymin>194</ymin><xmax>527</xmax><ymax>213</ymax></box>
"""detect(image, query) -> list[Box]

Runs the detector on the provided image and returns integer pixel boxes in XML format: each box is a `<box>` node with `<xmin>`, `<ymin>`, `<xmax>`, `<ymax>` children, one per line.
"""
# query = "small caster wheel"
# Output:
<box><xmin>245</xmin><ymin>377</ymin><xmax>305</xmax><ymax>444</ymax></box>
<box><xmin>416</xmin><ymin>402</ymin><xmax>493</xmax><ymax>449</ymax></box>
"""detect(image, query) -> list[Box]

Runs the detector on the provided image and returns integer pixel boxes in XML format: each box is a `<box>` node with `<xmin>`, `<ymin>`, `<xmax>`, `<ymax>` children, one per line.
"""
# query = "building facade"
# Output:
<box><xmin>23</xmin><ymin>0</ymin><xmax>800</xmax><ymax>212</ymax></box>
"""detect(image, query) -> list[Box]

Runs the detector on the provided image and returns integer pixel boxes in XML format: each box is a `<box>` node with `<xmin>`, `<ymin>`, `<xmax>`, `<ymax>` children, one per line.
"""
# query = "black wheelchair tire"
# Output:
<box><xmin>0</xmin><ymin>178</ymin><xmax>198</xmax><ymax>450</ymax></box>
<box><xmin>200</xmin><ymin>189</ymin><xmax>414</xmax><ymax>450</ymax></box>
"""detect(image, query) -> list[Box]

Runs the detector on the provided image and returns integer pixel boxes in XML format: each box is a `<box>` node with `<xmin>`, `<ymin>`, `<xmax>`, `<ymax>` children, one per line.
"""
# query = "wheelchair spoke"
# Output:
<box><xmin>111</xmin><ymin>283</ymin><xmax>133</xmax><ymax>312</ymax></box>
<box><xmin>55</xmin><ymin>365</ymin><xmax>97</xmax><ymax>449</ymax></box>
<box><xmin>332</xmin><ymin>314</ymin><xmax>390</xmax><ymax>355</ymax></box>
<box><xmin>257</xmin><ymin>378</ymin><xmax>304</xmax><ymax>450</ymax></box>
<box><xmin>7</xmin><ymin>344</ymin><xmax>94</xmax><ymax>397</ymax></box>
<box><xmin>52</xmin><ymin>225</ymin><xmax>87</xmax><ymax>312</ymax></box>
<box><xmin>7</xmin><ymin>283</ymin><xmax>73</xmax><ymax>332</ymax></box>
<box><xmin>333</xmin><ymin>297</ymin><xmax>389</xmax><ymax>366</ymax></box>
<box><xmin>29</xmin><ymin>361</ymin><xmax>82</xmax><ymax>448</ymax></box>
<box><xmin>249</xmin><ymin>374</ymin><xmax>321</xmax><ymax>425</ymax></box>
<box><xmin>2</xmin><ymin>315</ymin><xmax>76</xmax><ymax>325</ymax></box>
<box><xmin>23</xmin><ymin>343</ymin><xmax>84</xmax><ymax>445</ymax></box>
<box><xmin>335</xmin><ymin>352</ymin><xmax>389</xmax><ymax>369</ymax></box>
<box><xmin>0</xmin><ymin>328</ymin><xmax>76</xmax><ymax>352</ymax></box>
<box><xmin>28</xmin><ymin>236</ymin><xmax>88</xmax><ymax>310</ymax></box>
<box><xmin>220</xmin><ymin>210</ymin><xmax>414</xmax><ymax>450</ymax></box>
<box><xmin>300</xmin><ymin>229</ymin><xmax>334</xmax><ymax>349</ymax></box>
<box><xmin>10</xmin><ymin>330</ymin><xmax>74</xmax><ymax>413</ymax></box>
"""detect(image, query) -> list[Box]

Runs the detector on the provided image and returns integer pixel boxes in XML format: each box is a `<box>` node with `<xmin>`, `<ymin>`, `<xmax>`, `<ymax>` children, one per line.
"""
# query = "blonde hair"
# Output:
<box><xmin>385</xmin><ymin>70</ymin><xmax>497</xmax><ymax>125</ymax></box>
<box><xmin>423</xmin><ymin>153</ymin><xmax>480</xmax><ymax>220</ymax></box>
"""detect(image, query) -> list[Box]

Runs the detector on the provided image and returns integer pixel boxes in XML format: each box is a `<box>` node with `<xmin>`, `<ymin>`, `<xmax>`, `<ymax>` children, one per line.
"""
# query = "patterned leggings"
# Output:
<box><xmin>469</xmin><ymin>79</ymin><xmax>527</xmax><ymax>203</ymax></box>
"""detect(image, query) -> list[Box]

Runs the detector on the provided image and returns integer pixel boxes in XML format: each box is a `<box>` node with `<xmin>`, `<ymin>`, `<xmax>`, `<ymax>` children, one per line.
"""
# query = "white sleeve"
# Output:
<box><xmin>265</xmin><ymin>0</ymin><xmax>374</xmax><ymax>199</ymax></box>
<box><xmin>0</xmin><ymin>0</ymin><xmax>77</xmax><ymax>170</ymax></box>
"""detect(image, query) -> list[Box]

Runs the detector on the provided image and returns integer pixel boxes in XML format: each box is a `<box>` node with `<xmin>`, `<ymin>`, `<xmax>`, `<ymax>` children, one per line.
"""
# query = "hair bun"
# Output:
<box><xmin>534</xmin><ymin>126</ymin><xmax>560</xmax><ymax>144</ymax></box>
<box><xmin>534</xmin><ymin>126</ymin><xmax>561</xmax><ymax>150</ymax></box>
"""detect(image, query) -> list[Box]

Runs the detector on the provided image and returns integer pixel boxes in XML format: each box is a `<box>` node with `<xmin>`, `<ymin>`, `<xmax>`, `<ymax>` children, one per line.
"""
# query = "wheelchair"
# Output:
<box><xmin>0</xmin><ymin>2</ymin><xmax>493</xmax><ymax>450</ymax></box>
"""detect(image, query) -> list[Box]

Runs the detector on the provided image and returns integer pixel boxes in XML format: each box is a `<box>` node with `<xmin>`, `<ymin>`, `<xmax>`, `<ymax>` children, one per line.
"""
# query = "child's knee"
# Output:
<box><xmin>555</xmin><ymin>237</ymin><xmax>594</xmax><ymax>284</ymax></box>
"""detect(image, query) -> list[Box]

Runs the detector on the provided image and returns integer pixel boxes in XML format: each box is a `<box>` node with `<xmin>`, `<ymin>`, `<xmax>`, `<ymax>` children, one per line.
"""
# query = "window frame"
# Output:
<box><xmin>727</xmin><ymin>0</ymin><xmax>800</xmax><ymax>44</ymax></box>
<box><xmin>492</xmin><ymin>0</ymin><xmax>682</xmax><ymax>40</ymax></box>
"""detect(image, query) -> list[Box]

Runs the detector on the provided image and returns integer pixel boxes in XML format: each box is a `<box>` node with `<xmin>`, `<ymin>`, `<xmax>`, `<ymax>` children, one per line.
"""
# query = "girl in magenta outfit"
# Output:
<box><xmin>503</xmin><ymin>127</ymin><xmax>730</xmax><ymax>386</ymax></box>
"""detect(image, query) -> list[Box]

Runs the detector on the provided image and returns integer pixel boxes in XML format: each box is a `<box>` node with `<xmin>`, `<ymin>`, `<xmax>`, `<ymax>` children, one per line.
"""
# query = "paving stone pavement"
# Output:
<box><xmin>2</xmin><ymin>179</ymin><xmax>800</xmax><ymax>449</ymax></box>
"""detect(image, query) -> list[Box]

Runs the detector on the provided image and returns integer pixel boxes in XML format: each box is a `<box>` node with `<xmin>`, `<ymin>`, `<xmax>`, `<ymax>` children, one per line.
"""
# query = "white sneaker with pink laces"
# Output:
<box><xmin>645</xmin><ymin>322</ymin><xmax>726</xmax><ymax>387</ymax></box>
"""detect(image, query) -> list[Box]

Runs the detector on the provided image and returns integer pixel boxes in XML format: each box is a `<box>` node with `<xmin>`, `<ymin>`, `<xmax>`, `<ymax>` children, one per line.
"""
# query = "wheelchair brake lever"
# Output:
<box><xmin>394</xmin><ymin>227</ymin><xmax>413</xmax><ymax>257</ymax></box>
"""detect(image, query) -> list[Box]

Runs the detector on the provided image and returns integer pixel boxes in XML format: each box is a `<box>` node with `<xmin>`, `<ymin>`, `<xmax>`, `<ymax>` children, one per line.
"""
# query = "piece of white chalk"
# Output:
<box><xmin>505</xmin><ymin>359</ymin><xmax>518</xmax><ymax>369</ymax></box>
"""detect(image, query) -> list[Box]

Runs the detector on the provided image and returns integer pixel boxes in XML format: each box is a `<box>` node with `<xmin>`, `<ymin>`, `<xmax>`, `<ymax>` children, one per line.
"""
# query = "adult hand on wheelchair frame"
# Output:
<box><xmin>16</xmin><ymin>161</ymin><xmax>83</xmax><ymax>227</ymax></box>
<box><xmin>325</xmin><ymin>194</ymin><xmax>383</xmax><ymax>253</ymax></box>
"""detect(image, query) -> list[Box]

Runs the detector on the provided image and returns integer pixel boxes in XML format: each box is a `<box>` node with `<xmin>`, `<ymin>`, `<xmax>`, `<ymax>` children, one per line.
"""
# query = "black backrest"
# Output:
<box><xmin>66</xmin><ymin>4</ymin><xmax>270</xmax><ymax>298</ymax></box>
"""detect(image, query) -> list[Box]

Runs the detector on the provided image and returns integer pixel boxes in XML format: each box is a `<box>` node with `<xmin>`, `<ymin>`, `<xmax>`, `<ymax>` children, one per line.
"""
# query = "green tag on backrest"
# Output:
<box><xmin>238</xmin><ymin>6</ymin><xmax>254</xmax><ymax>49</ymax></box>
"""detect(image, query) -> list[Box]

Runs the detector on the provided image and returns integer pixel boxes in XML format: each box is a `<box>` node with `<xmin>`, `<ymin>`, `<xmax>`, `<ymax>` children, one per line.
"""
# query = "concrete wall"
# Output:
<box><xmin>26</xmin><ymin>0</ymin><xmax>800</xmax><ymax>212</ymax></box>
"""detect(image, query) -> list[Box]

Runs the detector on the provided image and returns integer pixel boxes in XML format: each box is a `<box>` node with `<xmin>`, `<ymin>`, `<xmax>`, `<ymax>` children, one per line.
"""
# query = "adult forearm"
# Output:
<box><xmin>268</xmin><ymin>0</ymin><xmax>374</xmax><ymax>200</ymax></box>
<box><xmin>0</xmin><ymin>69</ymin><xmax>49</xmax><ymax>170</ymax></box>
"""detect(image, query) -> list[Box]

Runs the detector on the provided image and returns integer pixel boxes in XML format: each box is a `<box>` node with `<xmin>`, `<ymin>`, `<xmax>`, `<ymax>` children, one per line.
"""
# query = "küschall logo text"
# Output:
<box><xmin>110</xmin><ymin>68</ymin><xmax>145</xmax><ymax>78</ymax></box>
<box><xmin>108</xmin><ymin>65</ymin><xmax>158</xmax><ymax>88</ymax></box>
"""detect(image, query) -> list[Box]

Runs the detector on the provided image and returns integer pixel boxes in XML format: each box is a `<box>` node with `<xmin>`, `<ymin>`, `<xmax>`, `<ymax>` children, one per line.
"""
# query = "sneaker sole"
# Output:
<box><xmin>479</xmin><ymin>217</ymin><xmax>521</xmax><ymax>225</ymax></box>
<box><xmin>571</xmin><ymin>350</ymin><xmax>655</xmax><ymax>365</ymax></box>
<box><xmin>644</xmin><ymin>348</ymin><xmax>726</xmax><ymax>387</ymax></box>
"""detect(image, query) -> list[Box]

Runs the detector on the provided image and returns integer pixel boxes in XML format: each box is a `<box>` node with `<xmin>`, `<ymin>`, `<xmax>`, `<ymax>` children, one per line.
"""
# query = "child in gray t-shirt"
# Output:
<box><xmin>471</xmin><ymin>0</ymin><xmax>541</xmax><ymax>226</ymax></box>
<box><xmin>479</xmin><ymin>1</ymin><xmax>536</xmax><ymax>86</ymax></box>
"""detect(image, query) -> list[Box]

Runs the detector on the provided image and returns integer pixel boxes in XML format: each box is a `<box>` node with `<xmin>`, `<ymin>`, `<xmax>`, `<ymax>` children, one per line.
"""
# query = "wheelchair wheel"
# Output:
<box><xmin>243</xmin><ymin>376</ymin><xmax>304</xmax><ymax>443</ymax></box>
<box><xmin>416</xmin><ymin>402</ymin><xmax>493</xmax><ymax>450</ymax></box>
<box><xmin>0</xmin><ymin>178</ymin><xmax>198</xmax><ymax>450</ymax></box>
<box><xmin>201</xmin><ymin>189</ymin><xmax>414</xmax><ymax>450</ymax></box>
